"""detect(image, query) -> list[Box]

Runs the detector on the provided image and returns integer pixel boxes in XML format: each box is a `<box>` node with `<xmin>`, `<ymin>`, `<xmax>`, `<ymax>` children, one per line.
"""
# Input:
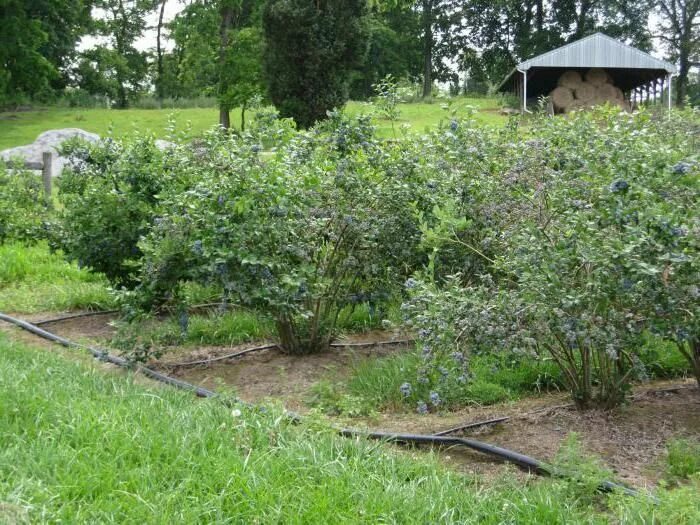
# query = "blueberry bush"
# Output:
<box><xmin>55</xmin><ymin>134</ymin><xmax>172</xmax><ymax>286</ymax></box>
<box><xmin>0</xmin><ymin>164</ymin><xmax>51</xmax><ymax>244</ymax></box>
<box><xmin>402</xmin><ymin>107</ymin><xmax>700</xmax><ymax>409</ymax></box>
<box><xmin>127</xmin><ymin>113</ymin><xmax>436</xmax><ymax>354</ymax></box>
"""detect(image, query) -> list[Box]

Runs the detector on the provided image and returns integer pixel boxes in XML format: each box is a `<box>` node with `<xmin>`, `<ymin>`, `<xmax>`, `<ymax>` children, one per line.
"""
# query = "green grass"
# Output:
<box><xmin>118</xmin><ymin>309</ymin><xmax>275</xmax><ymax>351</ymax></box>
<box><xmin>0</xmin><ymin>97</ymin><xmax>506</xmax><ymax>149</ymax></box>
<box><xmin>666</xmin><ymin>439</ymin><xmax>700</xmax><ymax>481</ymax></box>
<box><xmin>0</xmin><ymin>242</ymin><xmax>113</xmax><ymax>313</ymax></box>
<box><xmin>309</xmin><ymin>351</ymin><xmax>565</xmax><ymax>415</ymax></box>
<box><xmin>2</xmin><ymin>333</ymin><xmax>697</xmax><ymax>523</ymax></box>
<box><xmin>315</xmin><ymin>336</ymin><xmax>692</xmax><ymax>415</ymax></box>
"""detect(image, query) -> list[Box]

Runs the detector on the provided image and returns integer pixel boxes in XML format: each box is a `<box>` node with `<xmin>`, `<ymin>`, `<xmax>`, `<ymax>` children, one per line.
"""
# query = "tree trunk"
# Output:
<box><xmin>241</xmin><ymin>104</ymin><xmax>246</xmax><ymax>131</ymax></box>
<box><xmin>676</xmin><ymin>44</ymin><xmax>689</xmax><ymax>106</ymax></box>
<box><xmin>421</xmin><ymin>0</ymin><xmax>434</xmax><ymax>98</ymax></box>
<box><xmin>115</xmin><ymin>0</ymin><xmax>128</xmax><ymax>109</ymax></box>
<box><xmin>156</xmin><ymin>0</ymin><xmax>167</xmax><ymax>102</ymax></box>
<box><xmin>218</xmin><ymin>5</ymin><xmax>234</xmax><ymax>128</ymax></box>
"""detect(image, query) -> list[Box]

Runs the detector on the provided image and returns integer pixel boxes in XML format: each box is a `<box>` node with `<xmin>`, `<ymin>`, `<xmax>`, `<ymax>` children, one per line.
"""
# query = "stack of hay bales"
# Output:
<box><xmin>549</xmin><ymin>69</ymin><xmax>630</xmax><ymax>113</ymax></box>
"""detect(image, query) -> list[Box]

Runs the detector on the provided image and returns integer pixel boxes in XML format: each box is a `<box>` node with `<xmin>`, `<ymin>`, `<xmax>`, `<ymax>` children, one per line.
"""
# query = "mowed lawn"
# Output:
<box><xmin>0</xmin><ymin>98</ymin><xmax>506</xmax><ymax>149</ymax></box>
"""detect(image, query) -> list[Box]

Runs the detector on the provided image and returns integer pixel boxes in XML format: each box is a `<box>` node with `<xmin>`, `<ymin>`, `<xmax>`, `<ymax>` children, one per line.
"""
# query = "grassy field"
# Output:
<box><xmin>0</xmin><ymin>97</ymin><xmax>506</xmax><ymax>149</ymax></box>
<box><xmin>0</xmin><ymin>242</ymin><xmax>113</xmax><ymax>313</ymax></box>
<box><xmin>2</xmin><ymin>333</ymin><xmax>698</xmax><ymax>523</ymax></box>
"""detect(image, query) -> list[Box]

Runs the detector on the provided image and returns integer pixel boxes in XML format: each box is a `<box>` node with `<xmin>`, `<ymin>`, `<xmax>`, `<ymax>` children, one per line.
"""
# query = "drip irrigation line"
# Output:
<box><xmin>434</xmin><ymin>385</ymin><xmax>695</xmax><ymax>437</ymax></box>
<box><xmin>329</xmin><ymin>338</ymin><xmax>414</xmax><ymax>348</ymax></box>
<box><xmin>166</xmin><ymin>339</ymin><xmax>414</xmax><ymax>368</ymax></box>
<box><xmin>0</xmin><ymin>312</ymin><xmax>653</xmax><ymax>502</ymax></box>
<box><xmin>34</xmin><ymin>310</ymin><xmax>119</xmax><ymax>326</ymax></box>
<box><xmin>434</xmin><ymin>416</ymin><xmax>512</xmax><ymax>436</ymax></box>
<box><xmin>165</xmin><ymin>343</ymin><xmax>280</xmax><ymax>368</ymax></box>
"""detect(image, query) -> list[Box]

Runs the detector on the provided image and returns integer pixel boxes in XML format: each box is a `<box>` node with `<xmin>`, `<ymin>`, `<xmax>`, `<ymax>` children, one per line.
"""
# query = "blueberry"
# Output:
<box><xmin>609</xmin><ymin>180</ymin><xmax>629</xmax><ymax>193</ymax></box>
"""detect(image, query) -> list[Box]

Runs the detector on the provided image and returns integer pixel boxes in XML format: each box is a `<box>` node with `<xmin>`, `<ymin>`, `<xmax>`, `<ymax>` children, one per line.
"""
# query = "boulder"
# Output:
<box><xmin>0</xmin><ymin>128</ymin><xmax>100</xmax><ymax>177</ymax></box>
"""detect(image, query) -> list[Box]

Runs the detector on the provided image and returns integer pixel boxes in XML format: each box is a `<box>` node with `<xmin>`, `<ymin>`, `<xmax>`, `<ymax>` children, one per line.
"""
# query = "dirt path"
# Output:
<box><xmin>2</xmin><ymin>310</ymin><xmax>698</xmax><ymax>489</ymax></box>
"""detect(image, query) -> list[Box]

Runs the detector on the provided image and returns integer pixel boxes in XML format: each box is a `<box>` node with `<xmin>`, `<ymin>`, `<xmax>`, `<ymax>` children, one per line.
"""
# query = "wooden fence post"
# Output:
<box><xmin>42</xmin><ymin>151</ymin><xmax>52</xmax><ymax>198</ymax></box>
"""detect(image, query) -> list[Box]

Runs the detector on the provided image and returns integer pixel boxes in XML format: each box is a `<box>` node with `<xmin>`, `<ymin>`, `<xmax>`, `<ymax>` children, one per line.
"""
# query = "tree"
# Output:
<box><xmin>0</xmin><ymin>0</ymin><xmax>92</xmax><ymax>105</ymax></box>
<box><xmin>155</xmin><ymin>0</ymin><xmax>168</xmax><ymax>101</ymax></box>
<box><xmin>220</xmin><ymin>27</ymin><xmax>264</xmax><ymax>130</ymax></box>
<box><xmin>79</xmin><ymin>0</ymin><xmax>155</xmax><ymax>108</ymax></box>
<box><xmin>458</xmin><ymin>1</ymin><xmax>653</xmax><ymax>90</ymax></box>
<box><xmin>164</xmin><ymin>0</ymin><xmax>221</xmax><ymax>99</ymax></box>
<box><xmin>655</xmin><ymin>0</ymin><xmax>700</xmax><ymax>106</ymax></box>
<box><xmin>262</xmin><ymin>0</ymin><xmax>368</xmax><ymax>128</ymax></box>
<box><xmin>349</xmin><ymin>9</ymin><xmax>422</xmax><ymax>99</ymax></box>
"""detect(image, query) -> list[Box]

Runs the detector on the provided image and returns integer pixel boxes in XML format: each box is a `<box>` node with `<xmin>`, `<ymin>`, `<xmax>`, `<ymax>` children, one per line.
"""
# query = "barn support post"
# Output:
<box><xmin>667</xmin><ymin>74</ymin><xmax>673</xmax><ymax>111</ymax></box>
<box><xmin>518</xmin><ymin>69</ymin><xmax>527</xmax><ymax>114</ymax></box>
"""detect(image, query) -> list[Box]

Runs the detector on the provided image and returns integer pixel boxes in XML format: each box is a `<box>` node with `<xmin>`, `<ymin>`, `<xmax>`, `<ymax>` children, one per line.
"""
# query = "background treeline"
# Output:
<box><xmin>1</xmin><ymin>1</ymin><xmax>699</xmax><ymax>123</ymax></box>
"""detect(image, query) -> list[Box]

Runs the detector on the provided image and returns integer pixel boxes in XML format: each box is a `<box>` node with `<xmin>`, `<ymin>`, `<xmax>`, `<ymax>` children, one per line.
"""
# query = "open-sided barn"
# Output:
<box><xmin>498</xmin><ymin>33</ymin><xmax>677</xmax><ymax>113</ymax></box>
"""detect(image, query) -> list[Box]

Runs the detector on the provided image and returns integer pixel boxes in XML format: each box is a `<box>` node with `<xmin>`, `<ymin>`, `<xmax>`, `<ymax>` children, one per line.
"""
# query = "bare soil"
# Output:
<box><xmin>2</xmin><ymin>311</ymin><xmax>698</xmax><ymax>489</ymax></box>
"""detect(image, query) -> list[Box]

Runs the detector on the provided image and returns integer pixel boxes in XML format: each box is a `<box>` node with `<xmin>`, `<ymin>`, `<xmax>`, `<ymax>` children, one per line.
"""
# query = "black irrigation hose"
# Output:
<box><xmin>340</xmin><ymin>430</ymin><xmax>645</xmax><ymax>499</ymax></box>
<box><xmin>0</xmin><ymin>312</ymin><xmax>651</xmax><ymax>502</ymax></box>
<box><xmin>0</xmin><ymin>313</ymin><xmax>217</xmax><ymax>399</ymax></box>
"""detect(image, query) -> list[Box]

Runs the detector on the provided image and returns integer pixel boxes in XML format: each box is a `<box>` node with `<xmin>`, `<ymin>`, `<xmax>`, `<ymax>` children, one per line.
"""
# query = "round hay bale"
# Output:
<box><xmin>597</xmin><ymin>83</ymin><xmax>620</xmax><ymax>100</ymax></box>
<box><xmin>574</xmin><ymin>82</ymin><xmax>596</xmax><ymax>102</ymax></box>
<box><xmin>550</xmin><ymin>86</ymin><xmax>574</xmax><ymax>110</ymax></box>
<box><xmin>614</xmin><ymin>87</ymin><xmax>624</xmax><ymax>100</ymax></box>
<box><xmin>564</xmin><ymin>99</ymin><xmax>586</xmax><ymax>113</ymax></box>
<box><xmin>558</xmin><ymin>71</ymin><xmax>583</xmax><ymax>89</ymax></box>
<box><xmin>585</xmin><ymin>68</ymin><xmax>610</xmax><ymax>86</ymax></box>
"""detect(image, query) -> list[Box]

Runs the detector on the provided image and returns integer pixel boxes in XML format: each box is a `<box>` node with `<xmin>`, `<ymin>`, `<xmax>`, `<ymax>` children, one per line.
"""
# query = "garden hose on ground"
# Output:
<box><xmin>0</xmin><ymin>312</ymin><xmax>650</xmax><ymax>501</ymax></box>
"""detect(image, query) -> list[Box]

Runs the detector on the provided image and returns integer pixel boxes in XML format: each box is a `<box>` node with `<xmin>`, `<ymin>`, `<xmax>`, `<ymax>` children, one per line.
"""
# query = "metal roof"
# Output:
<box><xmin>517</xmin><ymin>32</ymin><xmax>676</xmax><ymax>72</ymax></box>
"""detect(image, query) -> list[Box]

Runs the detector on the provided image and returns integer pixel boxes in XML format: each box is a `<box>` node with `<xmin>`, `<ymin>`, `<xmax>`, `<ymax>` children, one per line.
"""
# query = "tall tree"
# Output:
<box><xmin>220</xmin><ymin>26</ymin><xmax>264</xmax><ymax>129</ymax></box>
<box><xmin>79</xmin><ymin>0</ymin><xmax>155</xmax><ymax>108</ymax></box>
<box><xmin>349</xmin><ymin>8</ymin><xmax>422</xmax><ymax>99</ymax></box>
<box><xmin>0</xmin><ymin>0</ymin><xmax>92</xmax><ymax>105</ymax></box>
<box><xmin>655</xmin><ymin>0</ymin><xmax>700</xmax><ymax>105</ymax></box>
<box><xmin>262</xmin><ymin>0</ymin><xmax>368</xmax><ymax>128</ymax></box>
<box><xmin>155</xmin><ymin>0</ymin><xmax>168</xmax><ymax>101</ymax></box>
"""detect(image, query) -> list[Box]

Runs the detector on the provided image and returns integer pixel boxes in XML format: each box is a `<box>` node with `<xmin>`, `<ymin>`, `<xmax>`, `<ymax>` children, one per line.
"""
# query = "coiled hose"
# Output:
<box><xmin>0</xmin><ymin>312</ymin><xmax>647</xmax><ymax>500</ymax></box>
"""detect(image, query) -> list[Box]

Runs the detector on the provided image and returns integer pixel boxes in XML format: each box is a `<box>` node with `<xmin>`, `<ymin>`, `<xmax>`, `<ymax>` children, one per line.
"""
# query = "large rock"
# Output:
<box><xmin>1</xmin><ymin>128</ymin><xmax>100</xmax><ymax>177</ymax></box>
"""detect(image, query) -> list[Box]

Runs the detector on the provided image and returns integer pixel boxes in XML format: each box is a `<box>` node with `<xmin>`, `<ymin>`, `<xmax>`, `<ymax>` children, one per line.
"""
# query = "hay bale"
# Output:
<box><xmin>614</xmin><ymin>87</ymin><xmax>624</xmax><ymax>100</ymax></box>
<box><xmin>564</xmin><ymin>99</ymin><xmax>586</xmax><ymax>113</ymax></box>
<box><xmin>551</xmin><ymin>86</ymin><xmax>574</xmax><ymax>111</ymax></box>
<box><xmin>558</xmin><ymin>71</ymin><xmax>583</xmax><ymax>89</ymax></box>
<box><xmin>597</xmin><ymin>83</ymin><xmax>621</xmax><ymax>100</ymax></box>
<box><xmin>574</xmin><ymin>82</ymin><xmax>597</xmax><ymax>102</ymax></box>
<box><xmin>585</xmin><ymin>68</ymin><xmax>610</xmax><ymax>86</ymax></box>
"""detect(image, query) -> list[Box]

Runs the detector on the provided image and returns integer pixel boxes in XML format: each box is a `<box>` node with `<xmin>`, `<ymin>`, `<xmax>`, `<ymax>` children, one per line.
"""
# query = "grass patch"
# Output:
<box><xmin>1</xmin><ymin>333</ymin><xmax>697</xmax><ymax>523</ymax></box>
<box><xmin>0</xmin><ymin>97</ymin><xmax>506</xmax><ymax>149</ymax></box>
<box><xmin>122</xmin><ymin>309</ymin><xmax>275</xmax><ymax>349</ymax></box>
<box><xmin>347</xmin><ymin>352</ymin><xmax>564</xmax><ymax>410</ymax></box>
<box><xmin>0</xmin><ymin>242</ymin><xmax>113</xmax><ymax>312</ymax></box>
<box><xmin>666</xmin><ymin>439</ymin><xmax>700</xmax><ymax>481</ymax></box>
<box><xmin>314</xmin><ymin>335</ymin><xmax>691</xmax><ymax>415</ymax></box>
